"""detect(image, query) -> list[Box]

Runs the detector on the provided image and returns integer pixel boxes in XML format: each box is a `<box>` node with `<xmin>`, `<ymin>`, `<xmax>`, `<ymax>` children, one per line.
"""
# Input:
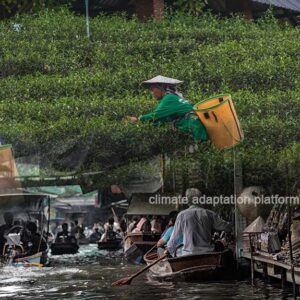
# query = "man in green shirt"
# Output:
<box><xmin>128</xmin><ymin>75</ymin><xmax>207</xmax><ymax>142</ymax></box>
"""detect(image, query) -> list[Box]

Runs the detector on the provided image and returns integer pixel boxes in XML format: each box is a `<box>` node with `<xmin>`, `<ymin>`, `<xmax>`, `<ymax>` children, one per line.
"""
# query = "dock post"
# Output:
<box><xmin>281</xmin><ymin>268</ymin><xmax>286</xmax><ymax>288</ymax></box>
<box><xmin>262</xmin><ymin>263</ymin><xmax>268</xmax><ymax>281</ymax></box>
<box><xmin>233</xmin><ymin>148</ymin><xmax>245</xmax><ymax>261</ymax></box>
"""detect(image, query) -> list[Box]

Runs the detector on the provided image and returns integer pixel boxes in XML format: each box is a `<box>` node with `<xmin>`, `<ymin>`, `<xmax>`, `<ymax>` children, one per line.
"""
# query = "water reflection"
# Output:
<box><xmin>0</xmin><ymin>245</ymin><xmax>294</xmax><ymax>299</ymax></box>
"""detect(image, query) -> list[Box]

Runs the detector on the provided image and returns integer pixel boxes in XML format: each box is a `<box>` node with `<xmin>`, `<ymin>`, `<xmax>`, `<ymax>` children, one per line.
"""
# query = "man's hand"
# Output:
<box><xmin>163</xmin><ymin>249</ymin><xmax>170</xmax><ymax>257</ymax></box>
<box><xmin>127</xmin><ymin>116</ymin><xmax>139</xmax><ymax>123</ymax></box>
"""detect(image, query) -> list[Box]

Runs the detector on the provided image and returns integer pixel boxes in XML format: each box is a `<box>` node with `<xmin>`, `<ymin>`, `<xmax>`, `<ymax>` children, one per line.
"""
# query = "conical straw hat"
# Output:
<box><xmin>142</xmin><ymin>75</ymin><xmax>183</xmax><ymax>85</ymax></box>
<box><xmin>243</xmin><ymin>216</ymin><xmax>265</xmax><ymax>233</ymax></box>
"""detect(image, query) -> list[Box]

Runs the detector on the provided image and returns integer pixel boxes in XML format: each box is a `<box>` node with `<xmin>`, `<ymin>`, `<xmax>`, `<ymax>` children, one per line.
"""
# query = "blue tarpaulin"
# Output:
<box><xmin>252</xmin><ymin>0</ymin><xmax>300</xmax><ymax>12</ymax></box>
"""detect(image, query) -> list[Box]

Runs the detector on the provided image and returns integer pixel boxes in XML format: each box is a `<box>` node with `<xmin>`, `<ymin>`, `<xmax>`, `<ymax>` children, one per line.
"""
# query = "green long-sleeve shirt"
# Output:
<box><xmin>139</xmin><ymin>93</ymin><xmax>208</xmax><ymax>141</ymax></box>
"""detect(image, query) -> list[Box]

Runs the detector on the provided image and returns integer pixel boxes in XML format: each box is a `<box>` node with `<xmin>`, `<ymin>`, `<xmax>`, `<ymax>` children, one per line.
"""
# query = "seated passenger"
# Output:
<box><xmin>151</xmin><ymin>216</ymin><xmax>162</xmax><ymax>234</ymax></box>
<box><xmin>132</xmin><ymin>217</ymin><xmax>151</xmax><ymax>233</ymax></box>
<box><xmin>100</xmin><ymin>217</ymin><xmax>121</xmax><ymax>242</ymax></box>
<box><xmin>157</xmin><ymin>211</ymin><xmax>183</xmax><ymax>256</ymax></box>
<box><xmin>89</xmin><ymin>228</ymin><xmax>102</xmax><ymax>243</ymax></box>
<box><xmin>56</xmin><ymin>223</ymin><xmax>77</xmax><ymax>243</ymax></box>
<box><xmin>128</xmin><ymin>217</ymin><xmax>139</xmax><ymax>232</ymax></box>
<box><xmin>26</xmin><ymin>222</ymin><xmax>48</xmax><ymax>255</ymax></box>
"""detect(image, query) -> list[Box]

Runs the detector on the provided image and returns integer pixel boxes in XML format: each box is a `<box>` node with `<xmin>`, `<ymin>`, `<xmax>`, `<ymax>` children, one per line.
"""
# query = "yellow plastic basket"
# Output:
<box><xmin>194</xmin><ymin>94</ymin><xmax>244</xmax><ymax>150</ymax></box>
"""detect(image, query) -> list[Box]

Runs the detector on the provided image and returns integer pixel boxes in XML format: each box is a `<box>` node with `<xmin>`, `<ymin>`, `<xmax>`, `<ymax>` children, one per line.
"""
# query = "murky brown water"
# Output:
<box><xmin>0</xmin><ymin>245</ymin><xmax>294</xmax><ymax>299</ymax></box>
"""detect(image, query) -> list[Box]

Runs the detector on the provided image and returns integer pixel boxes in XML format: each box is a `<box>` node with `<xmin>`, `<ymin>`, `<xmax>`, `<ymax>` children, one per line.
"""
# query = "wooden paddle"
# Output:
<box><xmin>24</xmin><ymin>262</ymin><xmax>44</xmax><ymax>268</ymax></box>
<box><xmin>112</xmin><ymin>253</ymin><xmax>167</xmax><ymax>287</ymax></box>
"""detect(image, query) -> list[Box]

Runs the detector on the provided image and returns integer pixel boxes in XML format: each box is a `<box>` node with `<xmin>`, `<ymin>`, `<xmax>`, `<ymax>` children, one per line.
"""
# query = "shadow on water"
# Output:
<box><xmin>0</xmin><ymin>245</ymin><xmax>295</xmax><ymax>299</ymax></box>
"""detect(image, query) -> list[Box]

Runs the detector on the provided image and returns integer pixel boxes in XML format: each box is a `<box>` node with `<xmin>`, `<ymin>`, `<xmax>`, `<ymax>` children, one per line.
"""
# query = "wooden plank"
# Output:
<box><xmin>243</xmin><ymin>252</ymin><xmax>300</xmax><ymax>285</ymax></box>
<box><xmin>242</xmin><ymin>252</ymin><xmax>300</xmax><ymax>271</ymax></box>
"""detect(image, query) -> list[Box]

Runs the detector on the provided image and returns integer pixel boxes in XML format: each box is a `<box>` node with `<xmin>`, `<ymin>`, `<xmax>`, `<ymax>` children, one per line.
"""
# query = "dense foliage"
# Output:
<box><xmin>0</xmin><ymin>9</ymin><xmax>299</xmax><ymax>194</ymax></box>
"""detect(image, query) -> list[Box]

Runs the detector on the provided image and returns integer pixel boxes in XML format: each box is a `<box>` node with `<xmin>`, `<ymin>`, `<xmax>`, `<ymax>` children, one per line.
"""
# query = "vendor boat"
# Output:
<box><xmin>144</xmin><ymin>247</ymin><xmax>235</xmax><ymax>282</ymax></box>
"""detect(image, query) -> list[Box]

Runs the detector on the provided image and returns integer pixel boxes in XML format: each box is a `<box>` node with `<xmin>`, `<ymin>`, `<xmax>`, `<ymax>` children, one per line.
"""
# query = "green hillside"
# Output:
<box><xmin>0</xmin><ymin>9</ymin><xmax>299</xmax><ymax>194</ymax></box>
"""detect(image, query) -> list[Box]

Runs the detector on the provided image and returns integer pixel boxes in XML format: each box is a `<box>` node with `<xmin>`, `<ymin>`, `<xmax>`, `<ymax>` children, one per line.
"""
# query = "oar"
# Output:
<box><xmin>112</xmin><ymin>253</ymin><xmax>167</xmax><ymax>287</ymax></box>
<box><xmin>24</xmin><ymin>262</ymin><xmax>44</xmax><ymax>268</ymax></box>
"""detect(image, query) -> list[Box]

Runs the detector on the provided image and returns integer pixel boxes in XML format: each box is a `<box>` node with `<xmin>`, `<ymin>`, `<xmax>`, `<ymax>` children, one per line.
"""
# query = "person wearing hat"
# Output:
<box><xmin>128</xmin><ymin>75</ymin><xmax>208</xmax><ymax>142</ymax></box>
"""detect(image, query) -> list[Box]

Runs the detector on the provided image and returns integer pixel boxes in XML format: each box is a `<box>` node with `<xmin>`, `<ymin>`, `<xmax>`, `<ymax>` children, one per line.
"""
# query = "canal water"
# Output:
<box><xmin>0</xmin><ymin>245</ymin><xmax>294</xmax><ymax>299</ymax></box>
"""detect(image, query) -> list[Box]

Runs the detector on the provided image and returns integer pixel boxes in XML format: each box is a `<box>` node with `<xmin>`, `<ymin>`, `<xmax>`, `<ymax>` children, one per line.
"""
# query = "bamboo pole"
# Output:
<box><xmin>85</xmin><ymin>0</ymin><xmax>90</xmax><ymax>38</ymax></box>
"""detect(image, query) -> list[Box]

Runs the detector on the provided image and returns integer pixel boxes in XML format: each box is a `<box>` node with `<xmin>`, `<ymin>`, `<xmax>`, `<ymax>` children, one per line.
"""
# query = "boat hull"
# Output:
<box><xmin>98</xmin><ymin>239</ymin><xmax>123</xmax><ymax>251</ymax></box>
<box><xmin>50</xmin><ymin>242</ymin><xmax>79</xmax><ymax>255</ymax></box>
<box><xmin>13</xmin><ymin>251</ymin><xmax>48</xmax><ymax>267</ymax></box>
<box><xmin>145</xmin><ymin>249</ymin><xmax>235</xmax><ymax>282</ymax></box>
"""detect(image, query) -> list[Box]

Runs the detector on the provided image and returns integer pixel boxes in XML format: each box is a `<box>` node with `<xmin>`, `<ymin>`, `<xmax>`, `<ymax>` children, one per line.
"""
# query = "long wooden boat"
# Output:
<box><xmin>124</xmin><ymin>232</ymin><xmax>161</xmax><ymax>264</ymax></box>
<box><xmin>144</xmin><ymin>247</ymin><xmax>235</xmax><ymax>282</ymax></box>
<box><xmin>98</xmin><ymin>238</ymin><xmax>123</xmax><ymax>251</ymax></box>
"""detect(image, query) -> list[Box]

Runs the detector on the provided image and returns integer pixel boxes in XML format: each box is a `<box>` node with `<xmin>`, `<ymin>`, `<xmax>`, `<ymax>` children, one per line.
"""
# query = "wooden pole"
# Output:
<box><xmin>111</xmin><ymin>207</ymin><xmax>118</xmax><ymax>223</ymax></box>
<box><xmin>288</xmin><ymin>194</ymin><xmax>297</xmax><ymax>298</ymax></box>
<box><xmin>46</xmin><ymin>196</ymin><xmax>51</xmax><ymax>244</ymax></box>
<box><xmin>249</xmin><ymin>233</ymin><xmax>255</xmax><ymax>285</ymax></box>
<box><xmin>160</xmin><ymin>153</ymin><xmax>164</xmax><ymax>193</ymax></box>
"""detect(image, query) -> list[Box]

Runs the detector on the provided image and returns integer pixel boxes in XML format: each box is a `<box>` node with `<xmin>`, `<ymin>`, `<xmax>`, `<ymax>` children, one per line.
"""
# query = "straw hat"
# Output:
<box><xmin>142</xmin><ymin>75</ymin><xmax>183</xmax><ymax>85</ymax></box>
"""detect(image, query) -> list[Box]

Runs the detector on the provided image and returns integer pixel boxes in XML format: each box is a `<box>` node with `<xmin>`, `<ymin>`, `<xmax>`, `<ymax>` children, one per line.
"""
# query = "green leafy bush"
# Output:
<box><xmin>0</xmin><ymin>9</ymin><xmax>299</xmax><ymax>194</ymax></box>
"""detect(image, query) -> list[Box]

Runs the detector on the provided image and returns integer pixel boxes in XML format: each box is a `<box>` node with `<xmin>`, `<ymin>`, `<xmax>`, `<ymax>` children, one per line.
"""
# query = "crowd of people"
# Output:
<box><xmin>51</xmin><ymin>218</ymin><xmax>124</xmax><ymax>245</ymax></box>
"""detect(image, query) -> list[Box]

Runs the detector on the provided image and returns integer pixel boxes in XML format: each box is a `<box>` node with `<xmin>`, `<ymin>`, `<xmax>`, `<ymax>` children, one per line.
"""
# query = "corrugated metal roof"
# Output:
<box><xmin>252</xmin><ymin>0</ymin><xmax>300</xmax><ymax>12</ymax></box>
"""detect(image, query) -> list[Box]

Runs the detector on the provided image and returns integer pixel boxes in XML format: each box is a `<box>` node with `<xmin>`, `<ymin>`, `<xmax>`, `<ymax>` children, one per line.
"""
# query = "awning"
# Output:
<box><xmin>126</xmin><ymin>193</ymin><xmax>177</xmax><ymax>216</ymax></box>
<box><xmin>54</xmin><ymin>190</ymin><xmax>98</xmax><ymax>207</ymax></box>
<box><xmin>251</xmin><ymin>0</ymin><xmax>300</xmax><ymax>12</ymax></box>
<box><xmin>26</xmin><ymin>185</ymin><xmax>83</xmax><ymax>197</ymax></box>
<box><xmin>0</xmin><ymin>188</ymin><xmax>53</xmax><ymax>206</ymax></box>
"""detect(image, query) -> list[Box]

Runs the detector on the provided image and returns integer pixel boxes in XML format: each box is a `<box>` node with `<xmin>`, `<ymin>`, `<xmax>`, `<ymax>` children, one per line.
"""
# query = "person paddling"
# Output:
<box><xmin>128</xmin><ymin>75</ymin><xmax>208</xmax><ymax>142</ymax></box>
<box><xmin>166</xmin><ymin>188</ymin><xmax>232</xmax><ymax>257</ymax></box>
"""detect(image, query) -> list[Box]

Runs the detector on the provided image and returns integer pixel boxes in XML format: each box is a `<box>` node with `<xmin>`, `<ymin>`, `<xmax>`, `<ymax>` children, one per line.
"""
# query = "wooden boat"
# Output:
<box><xmin>0</xmin><ymin>186</ymin><xmax>53</xmax><ymax>267</ymax></box>
<box><xmin>13</xmin><ymin>251</ymin><xmax>48</xmax><ymax>267</ymax></box>
<box><xmin>124</xmin><ymin>232</ymin><xmax>161</xmax><ymax>264</ymax></box>
<box><xmin>50</xmin><ymin>240</ymin><xmax>79</xmax><ymax>255</ymax></box>
<box><xmin>144</xmin><ymin>247</ymin><xmax>235</xmax><ymax>282</ymax></box>
<box><xmin>98</xmin><ymin>238</ymin><xmax>123</xmax><ymax>251</ymax></box>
